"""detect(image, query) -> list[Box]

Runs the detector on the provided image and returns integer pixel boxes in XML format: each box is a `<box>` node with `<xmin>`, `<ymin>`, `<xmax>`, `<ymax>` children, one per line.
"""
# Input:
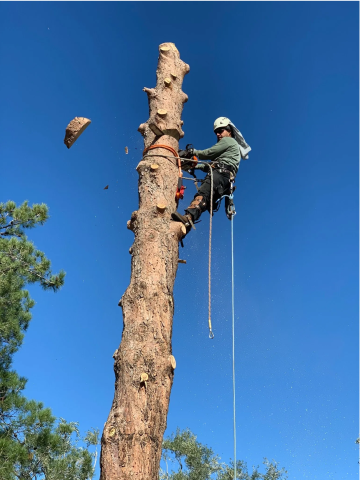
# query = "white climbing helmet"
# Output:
<box><xmin>213</xmin><ymin>117</ymin><xmax>231</xmax><ymax>131</ymax></box>
<box><xmin>214</xmin><ymin>116</ymin><xmax>252</xmax><ymax>160</ymax></box>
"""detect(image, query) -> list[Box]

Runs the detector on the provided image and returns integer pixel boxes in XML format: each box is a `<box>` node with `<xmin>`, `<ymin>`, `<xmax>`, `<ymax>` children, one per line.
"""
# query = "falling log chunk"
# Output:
<box><xmin>156</xmin><ymin>204</ymin><xmax>166</xmax><ymax>213</ymax></box>
<box><xmin>164</xmin><ymin>78</ymin><xmax>172</xmax><ymax>87</ymax></box>
<box><xmin>157</xmin><ymin>109</ymin><xmax>167</xmax><ymax>117</ymax></box>
<box><xmin>150</xmin><ymin>164</ymin><xmax>159</xmax><ymax>171</ymax></box>
<box><xmin>178</xmin><ymin>259</ymin><xmax>186</xmax><ymax>264</ymax></box>
<box><xmin>64</xmin><ymin>117</ymin><xmax>91</xmax><ymax>149</ymax></box>
<box><xmin>169</xmin><ymin>355</ymin><xmax>176</xmax><ymax>369</ymax></box>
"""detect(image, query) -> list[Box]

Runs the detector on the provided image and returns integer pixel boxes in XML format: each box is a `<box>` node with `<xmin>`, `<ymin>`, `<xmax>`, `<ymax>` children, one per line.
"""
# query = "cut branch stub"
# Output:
<box><xmin>169</xmin><ymin>355</ymin><xmax>176</xmax><ymax>369</ymax></box>
<box><xmin>156</xmin><ymin>204</ymin><xmax>166</xmax><ymax>213</ymax></box>
<box><xmin>140</xmin><ymin>373</ymin><xmax>149</xmax><ymax>382</ymax></box>
<box><xmin>159</xmin><ymin>46</ymin><xmax>170</xmax><ymax>54</ymax></box>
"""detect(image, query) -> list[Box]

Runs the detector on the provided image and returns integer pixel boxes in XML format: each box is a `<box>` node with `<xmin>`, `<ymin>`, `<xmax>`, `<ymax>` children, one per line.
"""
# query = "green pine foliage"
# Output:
<box><xmin>160</xmin><ymin>428</ymin><xmax>288</xmax><ymax>480</ymax></box>
<box><xmin>0</xmin><ymin>201</ymin><xmax>99</xmax><ymax>480</ymax></box>
<box><xmin>161</xmin><ymin>428</ymin><xmax>223</xmax><ymax>480</ymax></box>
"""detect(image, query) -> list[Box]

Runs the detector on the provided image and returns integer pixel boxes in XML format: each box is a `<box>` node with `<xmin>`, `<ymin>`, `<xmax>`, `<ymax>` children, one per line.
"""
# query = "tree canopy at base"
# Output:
<box><xmin>160</xmin><ymin>428</ymin><xmax>288</xmax><ymax>480</ymax></box>
<box><xmin>0</xmin><ymin>201</ymin><xmax>98</xmax><ymax>480</ymax></box>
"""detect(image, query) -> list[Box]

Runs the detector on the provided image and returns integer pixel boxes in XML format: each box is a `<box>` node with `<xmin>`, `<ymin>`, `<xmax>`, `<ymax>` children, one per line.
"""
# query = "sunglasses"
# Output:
<box><xmin>215</xmin><ymin>127</ymin><xmax>227</xmax><ymax>135</ymax></box>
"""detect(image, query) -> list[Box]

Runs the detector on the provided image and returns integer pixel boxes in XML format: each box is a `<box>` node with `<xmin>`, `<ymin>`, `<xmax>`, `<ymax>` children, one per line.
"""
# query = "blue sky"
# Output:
<box><xmin>0</xmin><ymin>2</ymin><xmax>358</xmax><ymax>479</ymax></box>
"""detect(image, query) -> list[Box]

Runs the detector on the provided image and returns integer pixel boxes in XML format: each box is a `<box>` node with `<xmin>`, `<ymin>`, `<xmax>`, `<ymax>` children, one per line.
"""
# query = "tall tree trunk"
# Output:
<box><xmin>100</xmin><ymin>43</ymin><xmax>189</xmax><ymax>480</ymax></box>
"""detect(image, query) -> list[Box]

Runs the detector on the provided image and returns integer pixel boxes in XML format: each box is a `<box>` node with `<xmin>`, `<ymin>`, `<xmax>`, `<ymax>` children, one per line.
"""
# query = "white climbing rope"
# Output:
<box><xmin>231</xmin><ymin>215</ymin><xmax>237</xmax><ymax>479</ymax></box>
<box><xmin>207</xmin><ymin>168</ymin><xmax>237</xmax><ymax>479</ymax></box>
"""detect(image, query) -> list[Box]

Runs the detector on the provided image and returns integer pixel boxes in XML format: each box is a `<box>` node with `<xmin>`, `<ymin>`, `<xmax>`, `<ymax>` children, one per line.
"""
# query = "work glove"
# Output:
<box><xmin>194</xmin><ymin>163</ymin><xmax>210</xmax><ymax>172</ymax></box>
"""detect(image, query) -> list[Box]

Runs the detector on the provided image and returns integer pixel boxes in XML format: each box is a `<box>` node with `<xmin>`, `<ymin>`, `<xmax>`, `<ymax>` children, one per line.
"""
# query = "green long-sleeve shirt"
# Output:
<box><xmin>193</xmin><ymin>137</ymin><xmax>240</xmax><ymax>173</ymax></box>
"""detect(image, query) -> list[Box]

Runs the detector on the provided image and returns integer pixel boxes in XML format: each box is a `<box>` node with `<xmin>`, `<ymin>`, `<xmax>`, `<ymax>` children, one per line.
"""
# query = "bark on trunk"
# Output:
<box><xmin>100</xmin><ymin>43</ymin><xmax>189</xmax><ymax>480</ymax></box>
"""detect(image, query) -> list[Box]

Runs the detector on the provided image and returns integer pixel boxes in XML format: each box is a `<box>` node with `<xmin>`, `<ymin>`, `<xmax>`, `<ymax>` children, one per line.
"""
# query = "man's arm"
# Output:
<box><xmin>194</xmin><ymin>137</ymin><xmax>230</xmax><ymax>160</ymax></box>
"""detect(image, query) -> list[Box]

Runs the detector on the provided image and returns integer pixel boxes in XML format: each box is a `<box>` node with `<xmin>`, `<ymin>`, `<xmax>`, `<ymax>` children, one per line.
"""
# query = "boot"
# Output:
<box><xmin>171</xmin><ymin>196</ymin><xmax>207</xmax><ymax>236</ymax></box>
<box><xmin>185</xmin><ymin>196</ymin><xmax>207</xmax><ymax>222</ymax></box>
<box><xmin>171</xmin><ymin>211</ymin><xmax>195</xmax><ymax>235</ymax></box>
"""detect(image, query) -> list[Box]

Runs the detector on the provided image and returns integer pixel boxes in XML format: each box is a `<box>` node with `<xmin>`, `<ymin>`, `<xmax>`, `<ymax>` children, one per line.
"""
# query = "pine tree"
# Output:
<box><xmin>0</xmin><ymin>200</ymin><xmax>98</xmax><ymax>480</ymax></box>
<box><xmin>100</xmin><ymin>42</ymin><xmax>189</xmax><ymax>480</ymax></box>
<box><xmin>160</xmin><ymin>428</ymin><xmax>288</xmax><ymax>480</ymax></box>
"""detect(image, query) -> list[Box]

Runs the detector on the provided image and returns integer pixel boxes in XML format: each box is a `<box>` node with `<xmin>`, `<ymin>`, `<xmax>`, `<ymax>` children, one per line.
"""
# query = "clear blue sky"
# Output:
<box><xmin>1</xmin><ymin>2</ymin><xmax>358</xmax><ymax>479</ymax></box>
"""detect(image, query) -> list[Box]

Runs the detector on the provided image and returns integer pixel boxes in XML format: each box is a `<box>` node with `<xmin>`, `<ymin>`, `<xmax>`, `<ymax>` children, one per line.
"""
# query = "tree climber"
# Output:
<box><xmin>171</xmin><ymin>117</ymin><xmax>251</xmax><ymax>234</ymax></box>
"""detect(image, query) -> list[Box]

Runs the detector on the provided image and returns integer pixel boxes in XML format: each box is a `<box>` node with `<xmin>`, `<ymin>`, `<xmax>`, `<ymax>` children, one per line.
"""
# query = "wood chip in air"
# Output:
<box><xmin>125</xmin><ymin>147</ymin><xmax>128</xmax><ymax>154</ymax></box>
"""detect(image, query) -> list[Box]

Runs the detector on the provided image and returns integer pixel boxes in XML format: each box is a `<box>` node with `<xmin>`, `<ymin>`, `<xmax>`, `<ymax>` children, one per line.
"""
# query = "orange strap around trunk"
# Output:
<box><xmin>143</xmin><ymin>144</ymin><xmax>178</xmax><ymax>158</ymax></box>
<box><xmin>143</xmin><ymin>144</ymin><xmax>182</xmax><ymax>178</ymax></box>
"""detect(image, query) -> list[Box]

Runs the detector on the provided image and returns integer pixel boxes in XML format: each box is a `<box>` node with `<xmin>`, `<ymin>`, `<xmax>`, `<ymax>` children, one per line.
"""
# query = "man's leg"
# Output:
<box><xmin>188</xmin><ymin>170</ymin><xmax>230</xmax><ymax>217</ymax></box>
<box><xmin>171</xmin><ymin>170</ymin><xmax>230</xmax><ymax>233</ymax></box>
<box><xmin>171</xmin><ymin>173</ymin><xmax>212</xmax><ymax>232</ymax></box>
